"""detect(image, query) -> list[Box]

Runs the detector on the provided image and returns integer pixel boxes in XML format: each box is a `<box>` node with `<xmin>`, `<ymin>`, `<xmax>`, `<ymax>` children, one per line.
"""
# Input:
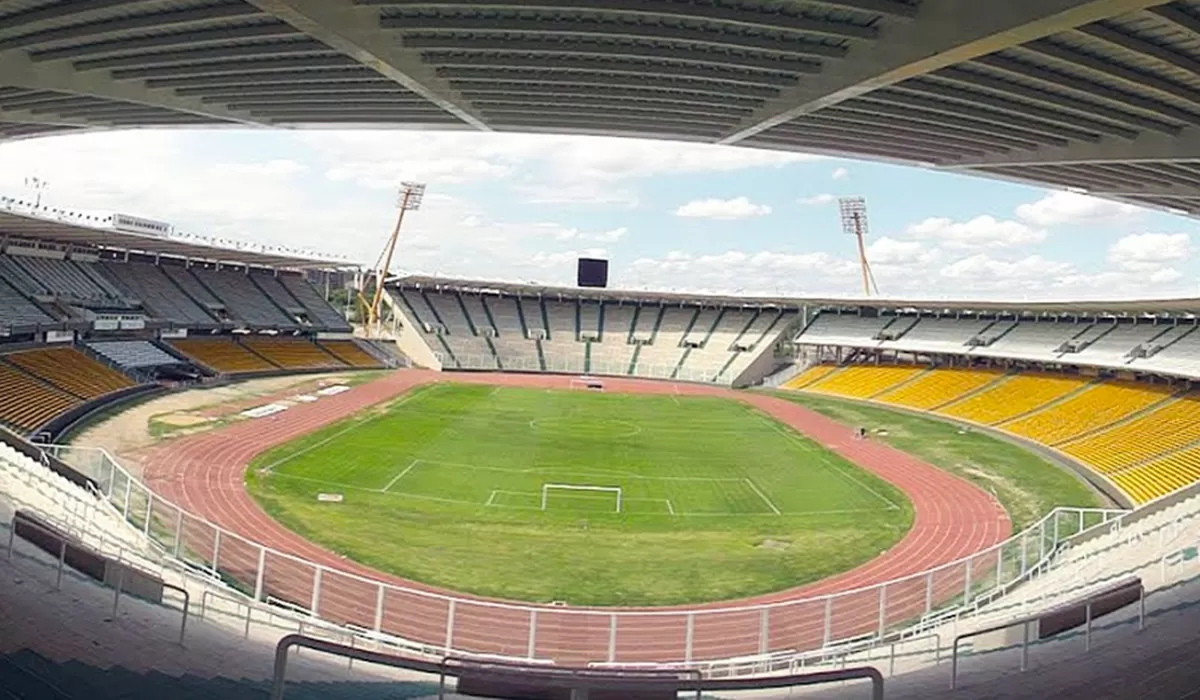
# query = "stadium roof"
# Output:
<box><xmin>395</xmin><ymin>275</ymin><xmax>1200</xmax><ymax>315</ymax></box>
<box><xmin>0</xmin><ymin>197</ymin><xmax>348</xmax><ymax>268</ymax></box>
<box><xmin>2</xmin><ymin>1</ymin><xmax>1200</xmax><ymax>217</ymax></box>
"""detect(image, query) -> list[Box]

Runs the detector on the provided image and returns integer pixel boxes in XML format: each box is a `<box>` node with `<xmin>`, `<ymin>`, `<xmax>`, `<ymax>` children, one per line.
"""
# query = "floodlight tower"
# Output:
<box><xmin>838</xmin><ymin>196</ymin><xmax>879</xmax><ymax>297</ymax></box>
<box><xmin>365</xmin><ymin>182</ymin><xmax>426</xmax><ymax>330</ymax></box>
<box><xmin>24</xmin><ymin>176</ymin><xmax>47</xmax><ymax>207</ymax></box>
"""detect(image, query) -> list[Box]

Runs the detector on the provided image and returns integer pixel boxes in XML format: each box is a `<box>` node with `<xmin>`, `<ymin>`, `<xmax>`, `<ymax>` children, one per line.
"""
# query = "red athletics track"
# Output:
<box><xmin>140</xmin><ymin>370</ymin><xmax>1010</xmax><ymax>664</ymax></box>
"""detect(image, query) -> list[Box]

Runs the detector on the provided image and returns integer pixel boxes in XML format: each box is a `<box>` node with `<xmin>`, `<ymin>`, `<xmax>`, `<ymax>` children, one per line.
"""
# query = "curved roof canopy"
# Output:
<box><xmin>2</xmin><ymin>1</ymin><xmax>1200</xmax><ymax>216</ymax></box>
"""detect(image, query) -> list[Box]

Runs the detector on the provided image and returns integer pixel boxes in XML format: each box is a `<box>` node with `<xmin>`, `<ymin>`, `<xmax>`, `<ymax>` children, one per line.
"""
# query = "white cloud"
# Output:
<box><xmin>800</xmin><ymin>193</ymin><xmax>836</xmax><ymax>205</ymax></box>
<box><xmin>1107</xmin><ymin>232</ymin><xmax>1191</xmax><ymax>270</ymax></box>
<box><xmin>867</xmin><ymin>237</ymin><xmax>938</xmax><ymax>267</ymax></box>
<box><xmin>832</xmin><ymin>167</ymin><xmax>849</xmax><ymax>180</ymax></box>
<box><xmin>1015</xmin><ymin>190</ymin><xmax>1142</xmax><ymax>227</ymax></box>
<box><xmin>674</xmin><ymin>196</ymin><xmax>771</xmax><ymax>220</ymax></box>
<box><xmin>553</xmin><ymin>226</ymin><xmax>628</xmax><ymax>243</ymax></box>
<box><xmin>905</xmin><ymin>215</ymin><xmax>1045</xmax><ymax>249</ymax></box>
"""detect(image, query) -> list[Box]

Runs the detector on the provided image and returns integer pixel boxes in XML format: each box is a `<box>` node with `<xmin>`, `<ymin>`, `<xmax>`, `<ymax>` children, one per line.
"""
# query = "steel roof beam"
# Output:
<box><xmin>766</xmin><ymin>124</ymin><xmax>994</xmax><ymax>158</ymax></box>
<box><xmin>0</xmin><ymin>108</ymin><xmax>94</xmax><ymax>129</ymax></box>
<box><xmin>746</xmin><ymin>134</ymin><xmax>962</xmax><ymax>163</ymax></box>
<box><xmin>971</xmin><ymin>54</ymin><xmax>1200</xmax><ymax>127</ymax></box>
<box><xmin>143</xmin><ymin>69</ymin><xmax>388</xmax><ymax>89</ymax></box>
<box><xmin>1021</xmin><ymin>40</ymin><xmax>1200</xmax><ymax>105</ymax></box>
<box><xmin>931</xmin><ymin>66</ymin><xmax>1181</xmax><ymax>134</ymax></box>
<box><xmin>363</xmin><ymin>0</ymin><xmax>880</xmax><ymax>40</ymax></box>
<box><xmin>0</xmin><ymin>49</ymin><xmax>267</xmax><ymax>126</ymax></box>
<box><xmin>718</xmin><ymin>0</ymin><xmax>1173</xmax><ymax>144</ymax></box>
<box><xmin>1076</xmin><ymin>23</ymin><xmax>1200</xmax><ymax>75</ymax></box>
<box><xmin>176</xmin><ymin>81</ymin><xmax>398</xmax><ymax>96</ymax></box>
<box><xmin>472</xmin><ymin>96</ymin><xmax>752</xmax><ymax>117</ymax></box>
<box><xmin>29</xmin><ymin>25</ymin><xmax>301</xmax><ymax>62</ymax></box>
<box><xmin>451</xmin><ymin>81</ymin><xmax>765</xmax><ymax>106</ymax></box>
<box><xmin>0</xmin><ymin>5</ymin><xmax>264</xmax><ymax>52</ymax></box>
<box><xmin>838</xmin><ymin>99</ymin><xmax>1072</xmax><ymax>146</ymax></box>
<box><xmin>111</xmin><ymin>56</ymin><xmax>357</xmax><ymax>80</ymax></box>
<box><xmin>813</xmin><ymin>107</ymin><xmax>1043</xmax><ymax>149</ymax></box>
<box><xmin>223</xmin><ymin>94</ymin><xmax>432</xmax><ymax>107</ymax></box>
<box><xmin>796</xmin><ymin>114</ymin><xmax>1018</xmax><ymax>152</ymax></box>
<box><xmin>379</xmin><ymin>16</ymin><xmax>846</xmax><ymax>58</ymax></box>
<box><xmin>1147</xmin><ymin>4</ymin><xmax>1200</xmax><ymax>36</ymax></box>
<box><xmin>239</xmin><ymin>0</ymin><xmax>489</xmax><ymax>129</ymax></box>
<box><xmin>942</xmin><ymin>126</ymin><xmax>1200</xmax><ymax>166</ymax></box>
<box><xmin>480</xmin><ymin>105</ymin><xmax>734</xmax><ymax>127</ymax></box>
<box><xmin>863</xmin><ymin>90</ymin><xmax>1105</xmax><ymax>141</ymax></box>
<box><xmin>403</xmin><ymin>35</ymin><xmax>828</xmax><ymax>70</ymax></box>
<box><xmin>432</xmin><ymin>56</ymin><xmax>801</xmax><ymax>87</ymax></box>
<box><xmin>894</xmin><ymin>79</ymin><xmax>1139</xmax><ymax>139</ymax></box>
<box><xmin>73</xmin><ymin>40</ymin><xmax>333</xmax><ymax>71</ymax></box>
<box><xmin>441</xmin><ymin>69</ymin><xmax>780</xmax><ymax>98</ymax></box>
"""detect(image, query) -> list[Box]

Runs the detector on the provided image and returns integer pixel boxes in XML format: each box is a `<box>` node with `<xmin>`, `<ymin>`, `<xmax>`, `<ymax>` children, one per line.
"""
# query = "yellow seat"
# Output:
<box><xmin>942</xmin><ymin>373</ymin><xmax>1086</xmax><ymax>425</ymax></box>
<box><xmin>1000</xmin><ymin>381</ymin><xmax>1172</xmax><ymax>446</ymax></box>
<box><xmin>875</xmin><ymin>368</ymin><xmax>1002</xmax><ymax>410</ymax></box>
<box><xmin>806</xmin><ymin>365</ymin><xmax>926</xmax><ymax>399</ymax></box>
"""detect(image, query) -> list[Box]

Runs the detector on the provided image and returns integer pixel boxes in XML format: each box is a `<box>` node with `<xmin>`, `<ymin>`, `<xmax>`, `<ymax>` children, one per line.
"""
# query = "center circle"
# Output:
<box><xmin>528</xmin><ymin>417</ymin><xmax>643</xmax><ymax>438</ymax></box>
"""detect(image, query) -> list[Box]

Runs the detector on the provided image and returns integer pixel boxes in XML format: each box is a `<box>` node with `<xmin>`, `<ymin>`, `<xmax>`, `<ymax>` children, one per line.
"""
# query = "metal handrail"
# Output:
<box><xmin>3</xmin><ymin>512</ymin><xmax>190</xmax><ymax>645</ymax></box>
<box><xmin>949</xmin><ymin>577</ymin><xmax>1145</xmax><ymax>689</ymax></box>
<box><xmin>53</xmin><ymin>443</ymin><xmax>1130</xmax><ymax>616</ymax></box>
<box><xmin>269</xmin><ymin>635</ymin><xmax>884</xmax><ymax>700</ymax></box>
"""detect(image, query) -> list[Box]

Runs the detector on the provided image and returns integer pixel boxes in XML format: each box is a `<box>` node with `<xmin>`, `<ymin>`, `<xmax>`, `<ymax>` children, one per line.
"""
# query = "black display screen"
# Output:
<box><xmin>577</xmin><ymin>258</ymin><xmax>609</xmax><ymax>288</ymax></box>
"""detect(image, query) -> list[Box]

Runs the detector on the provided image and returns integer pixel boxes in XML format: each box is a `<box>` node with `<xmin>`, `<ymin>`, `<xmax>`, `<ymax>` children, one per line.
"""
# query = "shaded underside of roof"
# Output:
<box><xmin>0</xmin><ymin>1</ymin><xmax>1198</xmax><ymax>217</ymax></box>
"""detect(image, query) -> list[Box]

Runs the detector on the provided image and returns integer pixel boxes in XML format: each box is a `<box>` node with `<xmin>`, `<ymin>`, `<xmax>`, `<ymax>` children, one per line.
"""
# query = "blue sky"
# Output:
<box><xmin>0</xmin><ymin>128</ymin><xmax>1196</xmax><ymax>301</ymax></box>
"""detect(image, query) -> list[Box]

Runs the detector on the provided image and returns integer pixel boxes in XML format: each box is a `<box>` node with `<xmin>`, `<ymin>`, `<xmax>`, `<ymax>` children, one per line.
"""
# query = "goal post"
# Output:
<box><xmin>541</xmin><ymin>484</ymin><xmax>623</xmax><ymax>512</ymax></box>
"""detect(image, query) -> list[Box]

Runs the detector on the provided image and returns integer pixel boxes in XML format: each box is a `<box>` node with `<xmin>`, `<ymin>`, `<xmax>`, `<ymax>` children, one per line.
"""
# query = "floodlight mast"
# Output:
<box><xmin>838</xmin><ymin>197</ymin><xmax>879</xmax><ymax>297</ymax></box>
<box><xmin>365</xmin><ymin>182</ymin><xmax>426</xmax><ymax>331</ymax></box>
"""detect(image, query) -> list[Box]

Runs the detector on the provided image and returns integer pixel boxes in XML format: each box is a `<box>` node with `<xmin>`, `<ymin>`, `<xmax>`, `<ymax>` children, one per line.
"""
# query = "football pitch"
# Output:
<box><xmin>247</xmin><ymin>383</ymin><xmax>914</xmax><ymax>605</ymax></box>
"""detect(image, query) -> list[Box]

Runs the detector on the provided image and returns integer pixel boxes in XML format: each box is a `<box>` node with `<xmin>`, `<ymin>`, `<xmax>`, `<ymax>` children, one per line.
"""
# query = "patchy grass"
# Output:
<box><xmin>770</xmin><ymin>391</ymin><xmax>1104</xmax><ymax>530</ymax></box>
<box><xmin>248</xmin><ymin>383</ymin><xmax>912</xmax><ymax>606</ymax></box>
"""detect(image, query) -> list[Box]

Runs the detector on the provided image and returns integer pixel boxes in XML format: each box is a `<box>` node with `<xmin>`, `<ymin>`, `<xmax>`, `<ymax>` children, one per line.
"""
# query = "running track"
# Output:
<box><xmin>139</xmin><ymin>370</ymin><xmax>1010</xmax><ymax>664</ymax></box>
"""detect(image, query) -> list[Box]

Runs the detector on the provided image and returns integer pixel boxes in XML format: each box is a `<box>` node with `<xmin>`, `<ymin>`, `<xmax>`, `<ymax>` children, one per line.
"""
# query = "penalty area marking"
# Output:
<box><xmin>380</xmin><ymin>459</ymin><xmax>420</xmax><ymax>492</ymax></box>
<box><xmin>743</xmin><ymin>478</ymin><xmax>782</xmax><ymax>516</ymax></box>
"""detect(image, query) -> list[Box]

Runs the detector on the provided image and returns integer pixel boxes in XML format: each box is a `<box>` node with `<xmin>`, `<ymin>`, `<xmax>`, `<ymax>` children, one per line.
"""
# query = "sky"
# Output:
<box><xmin>0</xmin><ymin>127</ymin><xmax>1197</xmax><ymax>302</ymax></box>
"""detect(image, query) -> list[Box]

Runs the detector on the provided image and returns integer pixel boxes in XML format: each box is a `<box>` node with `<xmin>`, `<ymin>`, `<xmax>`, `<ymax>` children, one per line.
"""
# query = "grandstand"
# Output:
<box><xmin>788</xmin><ymin>304</ymin><xmax>1200</xmax><ymax>507</ymax></box>
<box><xmin>0</xmin><ymin>204</ymin><xmax>374</xmax><ymax>439</ymax></box>
<box><xmin>388</xmin><ymin>278</ymin><xmax>799</xmax><ymax>387</ymax></box>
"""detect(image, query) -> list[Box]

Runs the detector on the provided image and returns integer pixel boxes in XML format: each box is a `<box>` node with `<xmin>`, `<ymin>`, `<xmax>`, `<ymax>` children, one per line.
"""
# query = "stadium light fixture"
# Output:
<box><xmin>838</xmin><ymin>197</ymin><xmax>879</xmax><ymax>297</ymax></box>
<box><xmin>24</xmin><ymin>176</ymin><xmax>48</xmax><ymax>207</ymax></box>
<box><xmin>364</xmin><ymin>181</ymin><xmax>428</xmax><ymax>331</ymax></box>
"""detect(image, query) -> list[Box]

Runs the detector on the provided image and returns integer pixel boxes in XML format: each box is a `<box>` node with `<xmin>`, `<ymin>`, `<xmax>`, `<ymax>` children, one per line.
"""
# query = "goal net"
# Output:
<box><xmin>569</xmin><ymin>376</ymin><xmax>604</xmax><ymax>391</ymax></box>
<box><xmin>541</xmin><ymin>484</ymin><xmax>623</xmax><ymax>512</ymax></box>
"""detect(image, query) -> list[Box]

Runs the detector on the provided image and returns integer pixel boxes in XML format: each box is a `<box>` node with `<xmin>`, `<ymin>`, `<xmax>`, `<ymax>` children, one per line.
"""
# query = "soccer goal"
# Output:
<box><xmin>541</xmin><ymin>484</ymin><xmax>623</xmax><ymax>512</ymax></box>
<box><xmin>569</xmin><ymin>376</ymin><xmax>604</xmax><ymax>391</ymax></box>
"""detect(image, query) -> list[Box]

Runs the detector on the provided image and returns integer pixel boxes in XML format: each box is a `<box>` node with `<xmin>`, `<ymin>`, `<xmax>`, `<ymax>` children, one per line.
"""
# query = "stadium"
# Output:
<box><xmin>2</xmin><ymin>1</ymin><xmax>1200</xmax><ymax>699</ymax></box>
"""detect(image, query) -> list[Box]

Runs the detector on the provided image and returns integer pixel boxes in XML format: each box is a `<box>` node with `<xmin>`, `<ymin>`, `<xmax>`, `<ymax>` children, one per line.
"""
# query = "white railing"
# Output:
<box><xmin>39</xmin><ymin>442</ymin><xmax>1137</xmax><ymax>669</ymax></box>
<box><xmin>435</xmin><ymin>351</ymin><xmax>733</xmax><ymax>385</ymax></box>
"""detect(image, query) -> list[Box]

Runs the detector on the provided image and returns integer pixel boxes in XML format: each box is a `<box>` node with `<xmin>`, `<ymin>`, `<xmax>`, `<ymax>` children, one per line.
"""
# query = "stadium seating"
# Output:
<box><xmin>781</xmin><ymin>364</ymin><xmax>841</xmax><ymax>389</ymax></box>
<box><xmin>100</xmin><ymin>261</ymin><xmax>215</xmax><ymax>326</ymax></box>
<box><xmin>798</xmin><ymin>313</ymin><xmax>891</xmax><ymax>347</ymax></box>
<box><xmin>278</xmin><ymin>273</ymin><xmax>352</xmax><ymax>332</ymax></box>
<box><xmin>190</xmin><ymin>267</ymin><xmax>294</xmax><ymax>328</ymax></box>
<box><xmin>999</xmin><ymin>381</ymin><xmax>1174</xmax><ymax>446</ymax></box>
<box><xmin>0</xmin><ymin>361</ymin><xmax>78</xmax><ymax>431</ymax></box>
<box><xmin>240</xmin><ymin>337</ymin><xmax>346</xmax><ymax>370</ymax></box>
<box><xmin>168</xmin><ymin>338</ymin><xmax>278</xmax><ymax>374</ymax></box>
<box><xmin>874</xmin><ymin>367</ymin><xmax>1003</xmax><ymax>410</ymax></box>
<box><xmin>87</xmin><ymin>340</ymin><xmax>182</xmax><ymax>370</ymax></box>
<box><xmin>1059</xmin><ymin>396</ymin><xmax>1200</xmax><ymax>474</ymax></box>
<box><xmin>0</xmin><ymin>276</ymin><xmax>53</xmax><ymax>328</ymax></box>
<box><xmin>317</xmin><ymin>340</ymin><xmax>383</xmax><ymax>368</ymax></box>
<box><xmin>5</xmin><ymin>346</ymin><xmax>134</xmax><ymax>399</ymax></box>
<box><xmin>805</xmin><ymin>364</ymin><xmax>927</xmax><ymax>399</ymax></box>
<box><xmin>941</xmin><ymin>373</ymin><xmax>1088</xmax><ymax>425</ymax></box>
<box><xmin>1112</xmin><ymin>449</ymin><xmax>1200</xmax><ymax>503</ymax></box>
<box><xmin>1</xmin><ymin>253</ymin><xmax>131</xmax><ymax>308</ymax></box>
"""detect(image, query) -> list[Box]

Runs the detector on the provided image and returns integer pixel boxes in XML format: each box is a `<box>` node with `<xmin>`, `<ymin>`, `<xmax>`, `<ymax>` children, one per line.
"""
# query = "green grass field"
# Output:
<box><xmin>247</xmin><ymin>383</ymin><xmax>913</xmax><ymax>605</ymax></box>
<box><xmin>770</xmin><ymin>391</ymin><xmax>1105</xmax><ymax>529</ymax></box>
